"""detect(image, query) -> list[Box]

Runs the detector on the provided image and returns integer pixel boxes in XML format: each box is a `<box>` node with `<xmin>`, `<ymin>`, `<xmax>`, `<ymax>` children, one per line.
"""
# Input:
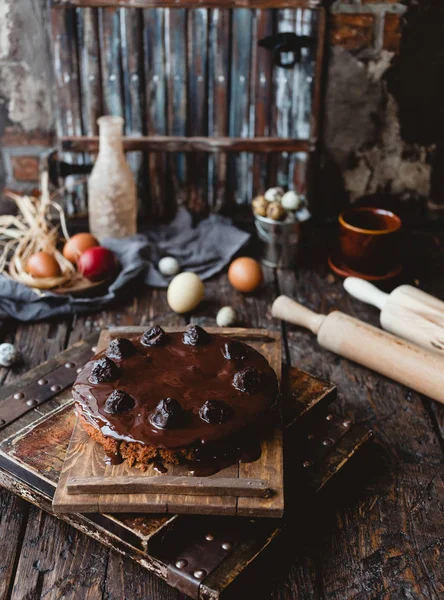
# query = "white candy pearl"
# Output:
<box><xmin>281</xmin><ymin>190</ymin><xmax>301</xmax><ymax>211</ymax></box>
<box><xmin>216</xmin><ymin>306</ymin><xmax>237</xmax><ymax>327</ymax></box>
<box><xmin>264</xmin><ymin>187</ymin><xmax>284</xmax><ymax>202</ymax></box>
<box><xmin>158</xmin><ymin>256</ymin><xmax>180</xmax><ymax>277</ymax></box>
<box><xmin>0</xmin><ymin>343</ymin><xmax>18</xmax><ymax>367</ymax></box>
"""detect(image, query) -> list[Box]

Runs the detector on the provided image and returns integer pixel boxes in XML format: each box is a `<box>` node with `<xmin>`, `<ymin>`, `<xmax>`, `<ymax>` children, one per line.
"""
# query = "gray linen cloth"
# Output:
<box><xmin>0</xmin><ymin>208</ymin><xmax>250</xmax><ymax>321</ymax></box>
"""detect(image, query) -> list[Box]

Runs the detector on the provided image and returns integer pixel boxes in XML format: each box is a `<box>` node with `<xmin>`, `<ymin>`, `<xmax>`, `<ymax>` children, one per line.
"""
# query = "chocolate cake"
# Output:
<box><xmin>73</xmin><ymin>326</ymin><xmax>279</xmax><ymax>468</ymax></box>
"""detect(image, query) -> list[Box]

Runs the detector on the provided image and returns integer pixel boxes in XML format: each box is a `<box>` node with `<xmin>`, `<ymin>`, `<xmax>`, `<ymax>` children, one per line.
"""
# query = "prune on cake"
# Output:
<box><xmin>150</xmin><ymin>398</ymin><xmax>183</xmax><ymax>429</ymax></box>
<box><xmin>222</xmin><ymin>340</ymin><xmax>248</xmax><ymax>361</ymax></box>
<box><xmin>106</xmin><ymin>337</ymin><xmax>136</xmax><ymax>360</ymax></box>
<box><xmin>104</xmin><ymin>390</ymin><xmax>135</xmax><ymax>415</ymax></box>
<box><xmin>141</xmin><ymin>325</ymin><xmax>167</xmax><ymax>347</ymax></box>
<box><xmin>89</xmin><ymin>357</ymin><xmax>120</xmax><ymax>384</ymax></box>
<box><xmin>199</xmin><ymin>400</ymin><xmax>232</xmax><ymax>424</ymax></box>
<box><xmin>233</xmin><ymin>366</ymin><xmax>261</xmax><ymax>394</ymax></box>
<box><xmin>183</xmin><ymin>325</ymin><xmax>210</xmax><ymax>346</ymax></box>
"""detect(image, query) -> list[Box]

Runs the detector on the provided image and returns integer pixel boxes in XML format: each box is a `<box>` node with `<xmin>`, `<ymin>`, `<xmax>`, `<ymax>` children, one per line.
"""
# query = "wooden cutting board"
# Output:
<box><xmin>53</xmin><ymin>327</ymin><xmax>283</xmax><ymax>518</ymax></box>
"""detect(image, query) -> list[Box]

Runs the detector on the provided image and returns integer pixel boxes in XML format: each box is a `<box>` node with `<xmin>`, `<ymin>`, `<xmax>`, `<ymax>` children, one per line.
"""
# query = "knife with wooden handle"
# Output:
<box><xmin>344</xmin><ymin>277</ymin><xmax>444</xmax><ymax>355</ymax></box>
<box><xmin>271</xmin><ymin>295</ymin><xmax>444</xmax><ymax>404</ymax></box>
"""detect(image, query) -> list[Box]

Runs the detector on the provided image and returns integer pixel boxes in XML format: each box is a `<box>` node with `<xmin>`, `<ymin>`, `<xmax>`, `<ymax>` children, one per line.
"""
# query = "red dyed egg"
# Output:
<box><xmin>77</xmin><ymin>247</ymin><xmax>116</xmax><ymax>281</ymax></box>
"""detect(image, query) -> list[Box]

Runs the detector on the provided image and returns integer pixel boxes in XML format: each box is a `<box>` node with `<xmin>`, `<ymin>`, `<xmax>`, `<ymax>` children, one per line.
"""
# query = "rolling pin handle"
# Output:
<box><xmin>343</xmin><ymin>277</ymin><xmax>389</xmax><ymax>311</ymax></box>
<box><xmin>271</xmin><ymin>296</ymin><xmax>326</xmax><ymax>335</ymax></box>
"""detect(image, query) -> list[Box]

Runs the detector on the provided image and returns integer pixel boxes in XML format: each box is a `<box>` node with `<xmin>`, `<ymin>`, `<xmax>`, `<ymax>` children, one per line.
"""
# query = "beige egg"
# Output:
<box><xmin>167</xmin><ymin>272</ymin><xmax>204</xmax><ymax>314</ymax></box>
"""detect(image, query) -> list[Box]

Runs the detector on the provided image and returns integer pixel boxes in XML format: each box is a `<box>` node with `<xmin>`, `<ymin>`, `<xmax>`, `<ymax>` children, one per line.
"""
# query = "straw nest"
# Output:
<box><xmin>0</xmin><ymin>173</ymin><xmax>84</xmax><ymax>291</ymax></box>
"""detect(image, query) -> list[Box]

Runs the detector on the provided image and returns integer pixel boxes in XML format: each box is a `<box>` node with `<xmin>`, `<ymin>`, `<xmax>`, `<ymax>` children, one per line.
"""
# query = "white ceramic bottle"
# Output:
<box><xmin>88</xmin><ymin>116</ymin><xmax>137</xmax><ymax>240</ymax></box>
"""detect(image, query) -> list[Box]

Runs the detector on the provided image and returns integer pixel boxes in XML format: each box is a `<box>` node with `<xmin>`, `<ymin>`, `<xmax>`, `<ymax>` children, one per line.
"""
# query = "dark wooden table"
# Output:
<box><xmin>1</xmin><ymin>224</ymin><xmax>443</xmax><ymax>599</ymax></box>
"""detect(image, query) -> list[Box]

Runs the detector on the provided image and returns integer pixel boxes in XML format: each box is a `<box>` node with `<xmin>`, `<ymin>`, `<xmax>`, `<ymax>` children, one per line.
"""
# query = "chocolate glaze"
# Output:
<box><xmin>73</xmin><ymin>331</ymin><xmax>278</xmax><ymax>450</ymax></box>
<box><xmin>104</xmin><ymin>451</ymin><xmax>124</xmax><ymax>466</ymax></box>
<box><xmin>188</xmin><ymin>430</ymin><xmax>263</xmax><ymax>476</ymax></box>
<box><xmin>153</xmin><ymin>458</ymin><xmax>168</xmax><ymax>474</ymax></box>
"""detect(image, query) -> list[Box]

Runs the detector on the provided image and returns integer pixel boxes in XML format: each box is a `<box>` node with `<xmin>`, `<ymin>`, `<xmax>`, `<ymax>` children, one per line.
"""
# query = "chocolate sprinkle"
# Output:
<box><xmin>141</xmin><ymin>325</ymin><xmax>167</xmax><ymax>347</ymax></box>
<box><xmin>233</xmin><ymin>367</ymin><xmax>262</xmax><ymax>394</ymax></box>
<box><xmin>183</xmin><ymin>325</ymin><xmax>211</xmax><ymax>346</ymax></box>
<box><xmin>150</xmin><ymin>398</ymin><xmax>184</xmax><ymax>429</ymax></box>
<box><xmin>104</xmin><ymin>389</ymin><xmax>135</xmax><ymax>415</ymax></box>
<box><xmin>199</xmin><ymin>400</ymin><xmax>232</xmax><ymax>424</ymax></box>
<box><xmin>106</xmin><ymin>337</ymin><xmax>136</xmax><ymax>361</ymax></box>
<box><xmin>89</xmin><ymin>357</ymin><xmax>120</xmax><ymax>384</ymax></box>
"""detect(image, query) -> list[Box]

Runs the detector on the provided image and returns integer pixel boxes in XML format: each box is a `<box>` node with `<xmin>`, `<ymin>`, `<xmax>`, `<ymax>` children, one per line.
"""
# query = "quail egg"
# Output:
<box><xmin>281</xmin><ymin>190</ymin><xmax>301</xmax><ymax>211</ymax></box>
<box><xmin>0</xmin><ymin>343</ymin><xmax>18</xmax><ymax>367</ymax></box>
<box><xmin>158</xmin><ymin>256</ymin><xmax>181</xmax><ymax>277</ymax></box>
<box><xmin>216</xmin><ymin>306</ymin><xmax>237</xmax><ymax>327</ymax></box>
<box><xmin>264</xmin><ymin>187</ymin><xmax>284</xmax><ymax>202</ymax></box>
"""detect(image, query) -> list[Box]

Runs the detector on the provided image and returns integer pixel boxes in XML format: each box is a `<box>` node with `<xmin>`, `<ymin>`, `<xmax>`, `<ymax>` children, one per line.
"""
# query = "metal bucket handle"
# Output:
<box><xmin>255</xmin><ymin>220</ymin><xmax>276</xmax><ymax>243</ymax></box>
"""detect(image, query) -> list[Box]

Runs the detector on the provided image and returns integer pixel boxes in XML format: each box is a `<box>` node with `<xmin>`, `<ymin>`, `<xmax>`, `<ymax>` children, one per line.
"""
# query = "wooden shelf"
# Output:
<box><xmin>61</xmin><ymin>136</ymin><xmax>315</xmax><ymax>153</ymax></box>
<box><xmin>52</xmin><ymin>0</ymin><xmax>322</xmax><ymax>9</ymax></box>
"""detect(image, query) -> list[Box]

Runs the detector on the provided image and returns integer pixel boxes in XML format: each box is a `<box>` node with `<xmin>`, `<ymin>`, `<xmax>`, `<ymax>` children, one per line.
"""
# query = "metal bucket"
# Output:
<box><xmin>255</xmin><ymin>214</ymin><xmax>301</xmax><ymax>269</ymax></box>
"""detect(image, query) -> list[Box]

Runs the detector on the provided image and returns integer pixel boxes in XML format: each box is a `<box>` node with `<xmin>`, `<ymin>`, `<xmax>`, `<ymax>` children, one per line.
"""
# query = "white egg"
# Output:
<box><xmin>264</xmin><ymin>187</ymin><xmax>284</xmax><ymax>202</ymax></box>
<box><xmin>281</xmin><ymin>190</ymin><xmax>301</xmax><ymax>211</ymax></box>
<box><xmin>167</xmin><ymin>272</ymin><xmax>204</xmax><ymax>314</ymax></box>
<box><xmin>0</xmin><ymin>343</ymin><xmax>18</xmax><ymax>367</ymax></box>
<box><xmin>158</xmin><ymin>256</ymin><xmax>180</xmax><ymax>277</ymax></box>
<box><xmin>216</xmin><ymin>306</ymin><xmax>237</xmax><ymax>327</ymax></box>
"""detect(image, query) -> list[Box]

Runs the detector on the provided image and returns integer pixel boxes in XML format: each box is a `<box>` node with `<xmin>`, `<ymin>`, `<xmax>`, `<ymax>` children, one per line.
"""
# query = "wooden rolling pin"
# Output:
<box><xmin>271</xmin><ymin>295</ymin><xmax>444</xmax><ymax>404</ymax></box>
<box><xmin>344</xmin><ymin>277</ymin><xmax>444</xmax><ymax>355</ymax></box>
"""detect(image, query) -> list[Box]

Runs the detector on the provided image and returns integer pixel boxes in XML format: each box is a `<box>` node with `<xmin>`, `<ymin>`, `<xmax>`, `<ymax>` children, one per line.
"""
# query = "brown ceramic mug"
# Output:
<box><xmin>338</xmin><ymin>207</ymin><xmax>402</xmax><ymax>276</ymax></box>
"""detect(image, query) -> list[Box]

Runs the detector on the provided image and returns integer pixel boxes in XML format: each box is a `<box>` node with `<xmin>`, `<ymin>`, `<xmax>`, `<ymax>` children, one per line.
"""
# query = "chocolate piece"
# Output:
<box><xmin>104</xmin><ymin>389</ymin><xmax>135</xmax><ymax>415</ymax></box>
<box><xmin>233</xmin><ymin>367</ymin><xmax>261</xmax><ymax>394</ymax></box>
<box><xmin>183</xmin><ymin>325</ymin><xmax>210</xmax><ymax>346</ymax></box>
<box><xmin>89</xmin><ymin>357</ymin><xmax>120</xmax><ymax>384</ymax></box>
<box><xmin>199</xmin><ymin>400</ymin><xmax>232</xmax><ymax>424</ymax></box>
<box><xmin>150</xmin><ymin>398</ymin><xmax>183</xmax><ymax>429</ymax></box>
<box><xmin>106</xmin><ymin>337</ymin><xmax>136</xmax><ymax>361</ymax></box>
<box><xmin>141</xmin><ymin>326</ymin><xmax>167</xmax><ymax>347</ymax></box>
<box><xmin>222</xmin><ymin>341</ymin><xmax>248</xmax><ymax>361</ymax></box>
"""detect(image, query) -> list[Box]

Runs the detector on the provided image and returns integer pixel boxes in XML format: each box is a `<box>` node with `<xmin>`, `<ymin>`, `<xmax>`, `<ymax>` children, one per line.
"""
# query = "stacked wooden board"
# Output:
<box><xmin>0</xmin><ymin>331</ymin><xmax>370</xmax><ymax>599</ymax></box>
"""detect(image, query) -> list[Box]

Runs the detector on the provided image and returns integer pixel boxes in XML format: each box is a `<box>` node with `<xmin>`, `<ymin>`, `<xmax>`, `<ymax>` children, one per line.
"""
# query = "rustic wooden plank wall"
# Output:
<box><xmin>51</xmin><ymin>6</ymin><xmax>320</xmax><ymax>219</ymax></box>
<box><xmin>208</xmin><ymin>9</ymin><xmax>230</xmax><ymax>212</ymax></box>
<box><xmin>252</xmin><ymin>9</ymin><xmax>274</xmax><ymax>199</ymax></box>
<box><xmin>165</xmin><ymin>8</ymin><xmax>187</xmax><ymax>210</ymax></box>
<box><xmin>76</xmin><ymin>8</ymin><xmax>102</xmax><ymax>136</ymax></box>
<box><xmin>120</xmin><ymin>7</ymin><xmax>146</xmax><ymax>209</ymax></box>
<box><xmin>52</xmin><ymin>7</ymin><xmax>87</xmax><ymax>214</ymax></box>
<box><xmin>291</xmin><ymin>8</ymin><xmax>318</xmax><ymax>196</ymax></box>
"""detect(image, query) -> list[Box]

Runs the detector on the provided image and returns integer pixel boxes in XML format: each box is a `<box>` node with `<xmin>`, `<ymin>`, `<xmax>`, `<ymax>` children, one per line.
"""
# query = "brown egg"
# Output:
<box><xmin>27</xmin><ymin>252</ymin><xmax>61</xmax><ymax>278</ymax></box>
<box><xmin>228</xmin><ymin>257</ymin><xmax>263</xmax><ymax>293</ymax></box>
<box><xmin>63</xmin><ymin>233</ymin><xmax>100</xmax><ymax>264</ymax></box>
